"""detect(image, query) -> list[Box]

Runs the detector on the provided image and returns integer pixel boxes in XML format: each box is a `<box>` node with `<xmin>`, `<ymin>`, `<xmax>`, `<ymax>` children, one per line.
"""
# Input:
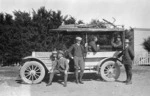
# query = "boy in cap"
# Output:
<box><xmin>47</xmin><ymin>50</ymin><xmax>69</xmax><ymax>87</ymax></box>
<box><xmin>117</xmin><ymin>39</ymin><xmax>134</xmax><ymax>85</ymax></box>
<box><xmin>68</xmin><ymin>36</ymin><xmax>87</xmax><ymax>84</ymax></box>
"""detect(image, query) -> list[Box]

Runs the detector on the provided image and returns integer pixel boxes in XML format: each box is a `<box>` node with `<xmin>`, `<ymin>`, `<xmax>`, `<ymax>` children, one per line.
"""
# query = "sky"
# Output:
<box><xmin>0</xmin><ymin>0</ymin><xmax>150</xmax><ymax>28</ymax></box>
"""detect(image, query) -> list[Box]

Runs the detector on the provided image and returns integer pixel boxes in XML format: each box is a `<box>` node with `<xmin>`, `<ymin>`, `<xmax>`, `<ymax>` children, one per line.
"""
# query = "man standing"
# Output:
<box><xmin>68</xmin><ymin>37</ymin><xmax>86</xmax><ymax>84</ymax></box>
<box><xmin>47</xmin><ymin>50</ymin><xmax>69</xmax><ymax>87</ymax></box>
<box><xmin>118</xmin><ymin>39</ymin><xmax>134</xmax><ymax>85</ymax></box>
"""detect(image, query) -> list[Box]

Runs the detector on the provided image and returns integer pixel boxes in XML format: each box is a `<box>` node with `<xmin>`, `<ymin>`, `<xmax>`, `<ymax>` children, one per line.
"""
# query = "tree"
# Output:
<box><xmin>5</xmin><ymin>14</ymin><xmax>13</xmax><ymax>25</ymax></box>
<box><xmin>13</xmin><ymin>11</ymin><xmax>31</xmax><ymax>26</ymax></box>
<box><xmin>0</xmin><ymin>7</ymin><xmax>66</xmax><ymax>66</ymax></box>
<box><xmin>143</xmin><ymin>37</ymin><xmax>150</xmax><ymax>52</ymax></box>
<box><xmin>77</xmin><ymin>20</ymin><xmax>84</xmax><ymax>24</ymax></box>
<box><xmin>64</xmin><ymin>16</ymin><xmax>76</xmax><ymax>24</ymax></box>
<box><xmin>0</xmin><ymin>13</ymin><xmax>16</xmax><ymax>65</ymax></box>
<box><xmin>0</xmin><ymin>13</ymin><xmax>5</xmax><ymax>24</ymax></box>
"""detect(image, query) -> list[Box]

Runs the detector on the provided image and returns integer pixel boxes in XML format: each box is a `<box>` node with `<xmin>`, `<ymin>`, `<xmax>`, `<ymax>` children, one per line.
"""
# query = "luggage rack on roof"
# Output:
<box><xmin>50</xmin><ymin>24</ymin><xmax>124</xmax><ymax>32</ymax></box>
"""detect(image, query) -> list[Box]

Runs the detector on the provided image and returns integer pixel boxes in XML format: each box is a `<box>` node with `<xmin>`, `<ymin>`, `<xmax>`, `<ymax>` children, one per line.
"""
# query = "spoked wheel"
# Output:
<box><xmin>100</xmin><ymin>60</ymin><xmax>120</xmax><ymax>81</ymax></box>
<box><xmin>20</xmin><ymin>61</ymin><xmax>45</xmax><ymax>84</ymax></box>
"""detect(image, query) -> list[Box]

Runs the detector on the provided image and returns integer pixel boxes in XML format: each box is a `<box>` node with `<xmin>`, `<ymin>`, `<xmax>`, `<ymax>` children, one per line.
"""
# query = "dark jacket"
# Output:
<box><xmin>88</xmin><ymin>41</ymin><xmax>99</xmax><ymax>52</ymax></box>
<box><xmin>118</xmin><ymin>46</ymin><xmax>134</xmax><ymax>65</ymax></box>
<box><xmin>68</xmin><ymin>43</ymin><xmax>86</xmax><ymax>58</ymax></box>
<box><xmin>52</xmin><ymin>57</ymin><xmax>69</xmax><ymax>71</ymax></box>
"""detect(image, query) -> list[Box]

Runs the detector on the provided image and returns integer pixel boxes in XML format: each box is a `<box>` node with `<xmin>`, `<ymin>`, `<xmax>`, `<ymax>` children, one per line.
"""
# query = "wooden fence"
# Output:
<box><xmin>134</xmin><ymin>52</ymin><xmax>150</xmax><ymax>65</ymax></box>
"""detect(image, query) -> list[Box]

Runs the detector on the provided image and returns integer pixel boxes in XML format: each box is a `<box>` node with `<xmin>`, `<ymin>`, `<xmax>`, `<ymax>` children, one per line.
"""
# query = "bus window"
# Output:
<box><xmin>87</xmin><ymin>32</ymin><xmax>123</xmax><ymax>52</ymax></box>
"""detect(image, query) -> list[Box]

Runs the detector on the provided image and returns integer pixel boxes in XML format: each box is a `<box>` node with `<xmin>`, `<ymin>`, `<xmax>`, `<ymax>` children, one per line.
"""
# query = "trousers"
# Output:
<box><xmin>124</xmin><ymin>64</ymin><xmax>132</xmax><ymax>82</ymax></box>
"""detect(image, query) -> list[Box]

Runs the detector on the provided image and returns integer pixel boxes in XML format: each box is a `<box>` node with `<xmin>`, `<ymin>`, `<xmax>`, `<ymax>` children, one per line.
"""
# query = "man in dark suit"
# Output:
<box><xmin>68</xmin><ymin>37</ymin><xmax>87</xmax><ymax>84</ymax></box>
<box><xmin>117</xmin><ymin>39</ymin><xmax>134</xmax><ymax>85</ymax></box>
<box><xmin>88</xmin><ymin>36</ymin><xmax>99</xmax><ymax>52</ymax></box>
<box><xmin>47</xmin><ymin>50</ymin><xmax>69</xmax><ymax>87</ymax></box>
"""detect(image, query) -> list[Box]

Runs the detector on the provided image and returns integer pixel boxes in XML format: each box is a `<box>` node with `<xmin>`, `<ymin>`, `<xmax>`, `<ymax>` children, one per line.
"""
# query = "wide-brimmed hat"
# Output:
<box><xmin>76</xmin><ymin>37</ymin><xmax>82</xmax><ymax>41</ymax></box>
<box><xmin>58</xmin><ymin>50</ymin><xmax>64</xmax><ymax>55</ymax></box>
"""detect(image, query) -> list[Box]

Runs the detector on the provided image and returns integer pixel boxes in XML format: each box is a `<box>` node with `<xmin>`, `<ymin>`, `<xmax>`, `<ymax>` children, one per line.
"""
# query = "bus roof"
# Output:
<box><xmin>51</xmin><ymin>24</ymin><xmax>124</xmax><ymax>32</ymax></box>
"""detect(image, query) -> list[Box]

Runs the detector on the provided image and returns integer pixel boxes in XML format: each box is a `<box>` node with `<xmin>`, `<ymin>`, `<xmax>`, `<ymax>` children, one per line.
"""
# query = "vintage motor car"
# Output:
<box><xmin>19</xmin><ymin>24</ymin><xmax>125</xmax><ymax>84</ymax></box>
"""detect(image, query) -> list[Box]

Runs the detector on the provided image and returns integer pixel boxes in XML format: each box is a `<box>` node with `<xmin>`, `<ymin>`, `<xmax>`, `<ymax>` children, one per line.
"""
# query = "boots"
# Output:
<box><xmin>64</xmin><ymin>74</ymin><xmax>68</xmax><ymax>87</ymax></box>
<box><xmin>124</xmin><ymin>68</ymin><xmax>132</xmax><ymax>85</ymax></box>
<box><xmin>46</xmin><ymin>73</ymin><xmax>54</xmax><ymax>86</ymax></box>
<box><xmin>75</xmin><ymin>69</ymin><xmax>79</xmax><ymax>84</ymax></box>
<box><xmin>79</xmin><ymin>70</ymin><xmax>84</xmax><ymax>84</ymax></box>
<box><xmin>126</xmin><ymin>72</ymin><xmax>132</xmax><ymax>85</ymax></box>
<box><xmin>75</xmin><ymin>69</ymin><xmax>84</xmax><ymax>84</ymax></box>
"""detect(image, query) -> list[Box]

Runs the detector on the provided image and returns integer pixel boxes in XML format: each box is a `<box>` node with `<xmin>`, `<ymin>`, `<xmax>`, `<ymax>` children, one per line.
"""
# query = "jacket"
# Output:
<box><xmin>118</xmin><ymin>46</ymin><xmax>134</xmax><ymax>65</ymax></box>
<box><xmin>52</xmin><ymin>57</ymin><xmax>69</xmax><ymax>71</ymax></box>
<box><xmin>68</xmin><ymin>43</ymin><xmax>86</xmax><ymax>58</ymax></box>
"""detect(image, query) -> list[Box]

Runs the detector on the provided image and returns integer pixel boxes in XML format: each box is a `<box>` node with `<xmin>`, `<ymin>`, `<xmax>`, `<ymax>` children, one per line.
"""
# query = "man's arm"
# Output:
<box><xmin>111</xmin><ymin>38</ymin><xmax>116</xmax><ymax>47</ymax></box>
<box><xmin>68</xmin><ymin>45</ymin><xmax>74</xmax><ymax>59</ymax></box>
<box><xmin>128</xmin><ymin>47</ymin><xmax>134</xmax><ymax>60</ymax></box>
<box><xmin>116</xmin><ymin>50</ymin><xmax>124</xmax><ymax>58</ymax></box>
<box><xmin>80</xmin><ymin>45</ymin><xmax>88</xmax><ymax>58</ymax></box>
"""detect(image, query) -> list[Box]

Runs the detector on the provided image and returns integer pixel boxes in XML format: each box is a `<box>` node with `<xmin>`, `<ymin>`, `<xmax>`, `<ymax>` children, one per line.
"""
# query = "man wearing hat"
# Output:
<box><xmin>47</xmin><ymin>50</ymin><xmax>69</xmax><ymax>87</ymax></box>
<box><xmin>111</xmin><ymin>35</ymin><xmax>122</xmax><ymax>51</ymax></box>
<box><xmin>50</xmin><ymin>50</ymin><xmax>57</xmax><ymax>61</ymax></box>
<box><xmin>88</xmin><ymin>36</ymin><xmax>100</xmax><ymax>52</ymax></box>
<box><xmin>68</xmin><ymin>36</ymin><xmax>87</xmax><ymax>84</ymax></box>
<box><xmin>117</xmin><ymin>39</ymin><xmax>134</xmax><ymax>85</ymax></box>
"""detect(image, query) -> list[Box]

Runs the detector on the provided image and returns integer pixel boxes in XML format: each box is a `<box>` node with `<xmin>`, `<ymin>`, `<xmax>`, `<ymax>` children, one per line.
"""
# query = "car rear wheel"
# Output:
<box><xmin>20</xmin><ymin>61</ymin><xmax>45</xmax><ymax>84</ymax></box>
<box><xmin>100</xmin><ymin>60</ymin><xmax>120</xmax><ymax>81</ymax></box>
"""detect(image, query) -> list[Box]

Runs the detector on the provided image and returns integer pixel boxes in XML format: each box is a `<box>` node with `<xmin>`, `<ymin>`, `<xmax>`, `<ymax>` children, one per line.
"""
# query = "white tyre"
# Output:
<box><xmin>100</xmin><ymin>60</ymin><xmax>120</xmax><ymax>81</ymax></box>
<box><xmin>20</xmin><ymin>61</ymin><xmax>45</xmax><ymax>84</ymax></box>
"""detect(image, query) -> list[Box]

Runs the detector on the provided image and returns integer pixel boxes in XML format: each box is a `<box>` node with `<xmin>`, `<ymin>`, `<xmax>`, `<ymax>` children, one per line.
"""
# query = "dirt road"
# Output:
<box><xmin>0</xmin><ymin>65</ymin><xmax>150</xmax><ymax>96</ymax></box>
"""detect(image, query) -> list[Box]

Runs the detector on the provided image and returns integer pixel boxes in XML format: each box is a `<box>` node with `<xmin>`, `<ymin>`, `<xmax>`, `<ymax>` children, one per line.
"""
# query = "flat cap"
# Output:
<box><xmin>58</xmin><ymin>50</ymin><xmax>64</xmax><ymax>55</ymax></box>
<box><xmin>76</xmin><ymin>37</ymin><xmax>82</xmax><ymax>40</ymax></box>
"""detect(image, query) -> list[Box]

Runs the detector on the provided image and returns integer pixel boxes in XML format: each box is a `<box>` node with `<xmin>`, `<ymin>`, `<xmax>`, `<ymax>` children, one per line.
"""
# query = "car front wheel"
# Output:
<box><xmin>100</xmin><ymin>60</ymin><xmax>121</xmax><ymax>81</ymax></box>
<box><xmin>20</xmin><ymin>61</ymin><xmax>45</xmax><ymax>84</ymax></box>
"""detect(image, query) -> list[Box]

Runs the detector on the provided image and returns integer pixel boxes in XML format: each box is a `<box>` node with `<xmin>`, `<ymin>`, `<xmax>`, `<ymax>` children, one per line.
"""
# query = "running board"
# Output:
<box><xmin>68</xmin><ymin>70</ymin><xmax>98</xmax><ymax>74</ymax></box>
